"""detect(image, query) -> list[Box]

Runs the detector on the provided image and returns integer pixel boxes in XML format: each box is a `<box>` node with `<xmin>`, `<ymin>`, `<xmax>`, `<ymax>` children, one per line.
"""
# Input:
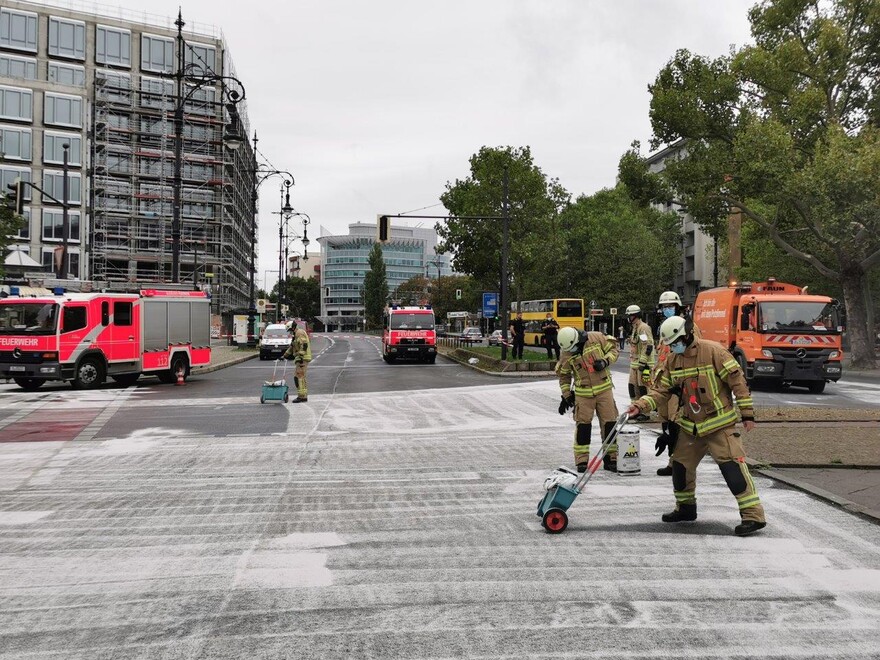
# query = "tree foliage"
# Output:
<box><xmin>0</xmin><ymin>207</ymin><xmax>25</xmax><ymax>278</ymax></box>
<box><xmin>282</xmin><ymin>276</ymin><xmax>321</xmax><ymax>322</ymax></box>
<box><xmin>619</xmin><ymin>0</ymin><xmax>880</xmax><ymax>367</ymax></box>
<box><xmin>363</xmin><ymin>242</ymin><xmax>388</xmax><ymax>330</ymax></box>
<box><xmin>438</xmin><ymin>146</ymin><xmax>570</xmax><ymax>302</ymax></box>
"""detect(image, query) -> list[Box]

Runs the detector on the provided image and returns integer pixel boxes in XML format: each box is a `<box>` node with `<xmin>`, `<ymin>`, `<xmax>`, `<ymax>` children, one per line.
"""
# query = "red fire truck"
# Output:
<box><xmin>0</xmin><ymin>289</ymin><xmax>211</xmax><ymax>390</ymax></box>
<box><xmin>382</xmin><ymin>305</ymin><xmax>437</xmax><ymax>364</ymax></box>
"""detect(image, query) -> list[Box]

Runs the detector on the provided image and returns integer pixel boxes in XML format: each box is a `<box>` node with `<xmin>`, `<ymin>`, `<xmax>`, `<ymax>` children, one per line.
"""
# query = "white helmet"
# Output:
<box><xmin>659</xmin><ymin>316</ymin><xmax>689</xmax><ymax>345</ymax></box>
<box><xmin>558</xmin><ymin>326</ymin><xmax>580</xmax><ymax>352</ymax></box>
<box><xmin>625</xmin><ymin>304</ymin><xmax>641</xmax><ymax>316</ymax></box>
<box><xmin>658</xmin><ymin>291</ymin><xmax>682</xmax><ymax>306</ymax></box>
<box><xmin>544</xmin><ymin>466</ymin><xmax>578</xmax><ymax>491</ymax></box>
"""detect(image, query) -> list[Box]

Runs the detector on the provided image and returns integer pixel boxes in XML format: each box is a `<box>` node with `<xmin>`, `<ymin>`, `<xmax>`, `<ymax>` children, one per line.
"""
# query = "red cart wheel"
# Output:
<box><xmin>543</xmin><ymin>509</ymin><xmax>568</xmax><ymax>534</ymax></box>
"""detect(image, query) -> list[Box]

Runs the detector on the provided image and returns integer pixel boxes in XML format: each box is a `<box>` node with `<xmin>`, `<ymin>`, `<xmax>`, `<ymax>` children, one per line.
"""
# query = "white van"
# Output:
<box><xmin>259</xmin><ymin>323</ymin><xmax>292</xmax><ymax>360</ymax></box>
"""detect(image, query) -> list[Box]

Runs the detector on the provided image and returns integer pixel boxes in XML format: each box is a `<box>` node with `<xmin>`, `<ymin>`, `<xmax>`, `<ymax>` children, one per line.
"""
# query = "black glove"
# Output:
<box><xmin>558</xmin><ymin>393</ymin><xmax>575</xmax><ymax>415</ymax></box>
<box><xmin>592</xmin><ymin>359</ymin><xmax>607</xmax><ymax>372</ymax></box>
<box><xmin>655</xmin><ymin>431</ymin><xmax>671</xmax><ymax>456</ymax></box>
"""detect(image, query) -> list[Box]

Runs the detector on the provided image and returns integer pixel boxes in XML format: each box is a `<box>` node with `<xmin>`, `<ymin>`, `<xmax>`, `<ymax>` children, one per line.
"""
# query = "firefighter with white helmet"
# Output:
<box><xmin>625</xmin><ymin>304</ymin><xmax>655</xmax><ymax>421</ymax></box>
<box><xmin>627</xmin><ymin>315</ymin><xmax>766</xmax><ymax>536</ymax></box>
<box><xmin>652</xmin><ymin>291</ymin><xmax>702</xmax><ymax>476</ymax></box>
<box><xmin>556</xmin><ymin>326</ymin><xmax>620</xmax><ymax>472</ymax></box>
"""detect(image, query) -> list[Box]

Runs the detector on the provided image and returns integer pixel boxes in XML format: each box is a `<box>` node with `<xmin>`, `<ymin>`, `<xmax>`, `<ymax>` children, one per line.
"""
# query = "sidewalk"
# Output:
<box><xmin>193</xmin><ymin>341</ymin><xmax>257</xmax><ymax>374</ymax></box>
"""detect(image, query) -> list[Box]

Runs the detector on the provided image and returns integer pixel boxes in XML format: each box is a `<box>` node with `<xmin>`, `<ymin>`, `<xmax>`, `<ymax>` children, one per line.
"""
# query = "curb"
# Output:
<box><xmin>193</xmin><ymin>352</ymin><xmax>257</xmax><ymax>374</ymax></box>
<box><xmin>748</xmin><ymin>460</ymin><xmax>880</xmax><ymax>525</ymax></box>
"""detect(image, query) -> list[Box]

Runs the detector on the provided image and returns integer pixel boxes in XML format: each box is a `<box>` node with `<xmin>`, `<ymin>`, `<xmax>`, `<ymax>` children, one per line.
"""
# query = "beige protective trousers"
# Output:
<box><xmin>572</xmin><ymin>388</ymin><xmax>619</xmax><ymax>466</ymax></box>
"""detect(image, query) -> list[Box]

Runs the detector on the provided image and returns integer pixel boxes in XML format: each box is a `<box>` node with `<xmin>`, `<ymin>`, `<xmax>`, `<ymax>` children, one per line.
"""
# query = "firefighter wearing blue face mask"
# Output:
<box><xmin>652</xmin><ymin>291</ymin><xmax>702</xmax><ymax>476</ymax></box>
<box><xmin>628</xmin><ymin>316</ymin><xmax>766</xmax><ymax>537</ymax></box>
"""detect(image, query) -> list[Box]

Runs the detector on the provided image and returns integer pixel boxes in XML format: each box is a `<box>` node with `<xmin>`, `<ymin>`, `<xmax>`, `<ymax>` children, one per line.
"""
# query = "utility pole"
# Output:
<box><xmin>500</xmin><ymin>165</ymin><xmax>510</xmax><ymax>361</ymax></box>
<box><xmin>60</xmin><ymin>143</ymin><xmax>70</xmax><ymax>279</ymax></box>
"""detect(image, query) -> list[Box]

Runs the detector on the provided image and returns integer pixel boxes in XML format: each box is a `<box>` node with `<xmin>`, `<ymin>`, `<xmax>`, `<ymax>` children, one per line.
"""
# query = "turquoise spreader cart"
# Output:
<box><xmin>260</xmin><ymin>359</ymin><xmax>289</xmax><ymax>404</ymax></box>
<box><xmin>537</xmin><ymin>412</ymin><xmax>630</xmax><ymax>533</ymax></box>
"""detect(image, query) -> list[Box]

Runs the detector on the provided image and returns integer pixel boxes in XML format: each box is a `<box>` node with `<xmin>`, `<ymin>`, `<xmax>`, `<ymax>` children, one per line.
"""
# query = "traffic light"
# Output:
<box><xmin>4</xmin><ymin>178</ymin><xmax>24</xmax><ymax>215</ymax></box>
<box><xmin>455</xmin><ymin>288</ymin><xmax>462</xmax><ymax>300</ymax></box>
<box><xmin>377</xmin><ymin>215</ymin><xmax>390</xmax><ymax>242</ymax></box>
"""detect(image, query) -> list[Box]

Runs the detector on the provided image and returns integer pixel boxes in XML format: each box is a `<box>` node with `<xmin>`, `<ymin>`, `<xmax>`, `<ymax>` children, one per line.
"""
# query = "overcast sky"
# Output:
<box><xmin>117</xmin><ymin>0</ymin><xmax>756</xmax><ymax>289</ymax></box>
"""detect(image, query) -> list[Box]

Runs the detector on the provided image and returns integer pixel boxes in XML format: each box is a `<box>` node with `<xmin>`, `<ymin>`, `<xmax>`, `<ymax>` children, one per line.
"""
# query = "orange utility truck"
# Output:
<box><xmin>693</xmin><ymin>279</ymin><xmax>843</xmax><ymax>393</ymax></box>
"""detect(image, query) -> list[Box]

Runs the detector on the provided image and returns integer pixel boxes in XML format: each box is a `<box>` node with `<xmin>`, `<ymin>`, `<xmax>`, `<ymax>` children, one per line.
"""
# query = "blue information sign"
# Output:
<box><xmin>482</xmin><ymin>292</ymin><xmax>499</xmax><ymax>318</ymax></box>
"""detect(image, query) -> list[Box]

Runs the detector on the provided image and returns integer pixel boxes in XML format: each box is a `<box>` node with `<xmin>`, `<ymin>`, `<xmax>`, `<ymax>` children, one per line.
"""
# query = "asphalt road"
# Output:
<box><xmin>1</xmin><ymin>337</ymin><xmax>880</xmax><ymax>659</ymax></box>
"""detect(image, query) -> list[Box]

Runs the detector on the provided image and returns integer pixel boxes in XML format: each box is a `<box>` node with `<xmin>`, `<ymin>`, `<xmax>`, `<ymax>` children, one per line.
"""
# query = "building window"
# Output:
<box><xmin>96</xmin><ymin>25</ymin><xmax>131</xmax><ymax>67</ymax></box>
<box><xmin>43</xmin><ymin>132</ymin><xmax>82</xmax><ymax>166</ymax></box>
<box><xmin>15</xmin><ymin>207</ymin><xmax>31</xmax><ymax>238</ymax></box>
<box><xmin>48</xmin><ymin>62</ymin><xmax>86</xmax><ymax>87</ymax></box>
<box><xmin>44</xmin><ymin>93</ymin><xmax>82</xmax><ymax>128</ymax></box>
<box><xmin>48</xmin><ymin>17</ymin><xmax>86</xmax><ymax>61</ymax></box>
<box><xmin>0</xmin><ymin>54</ymin><xmax>36</xmax><ymax>80</ymax></box>
<box><xmin>0</xmin><ymin>166</ymin><xmax>31</xmax><ymax>201</ymax></box>
<box><xmin>0</xmin><ymin>86</ymin><xmax>33</xmax><ymax>122</ymax></box>
<box><xmin>0</xmin><ymin>126</ymin><xmax>31</xmax><ymax>160</ymax></box>
<box><xmin>141</xmin><ymin>34</ymin><xmax>173</xmax><ymax>73</ymax></box>
<box><xmin>42</xmin><ymin>170</ymin><xmax>82</xmax><ymax>205</ymax></box>
<box><xmin>42</xmin><ymin>249</ymin><xmax>79</xmax><ymax>279</ymax></box>
<box><xmin>184</xmin><ymin>42</ymin><xmax>215</xmax><ymax>75</ymax></box>
<box><xmin>0</xmin><ymin>9</ymin><xmax>37</xmax><ymax>53</ymax></box>
<box><xmin>41</xmin><ymin>209</ymin><xmax>80</xmax><ymax>242</ymax></box>
<box><xmin>140</xmin><ymin>76</ymin><xmax>173</xmax><ymax>110</ymax></box>
<box><xmin>96</xmin><ymin>70</ymin><xmax>131</xmax><ymax>105</ymax></box>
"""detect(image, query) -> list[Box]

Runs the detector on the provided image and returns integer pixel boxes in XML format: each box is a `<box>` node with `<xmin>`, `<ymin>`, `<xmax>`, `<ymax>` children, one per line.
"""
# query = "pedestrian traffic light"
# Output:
<box><xmin>455</xmin><ymin>289</ymin><xmax>462</xmax><ymax>300</ymax></box>
<box><xmin>377</xmin><ymin>215</ymin><xmax>390</xmax><ymax>242</ymax></box>
<box><xmin>4</xmin><ymin>179</ymin><xmax>24</xmax><ymax>215</ymax></box>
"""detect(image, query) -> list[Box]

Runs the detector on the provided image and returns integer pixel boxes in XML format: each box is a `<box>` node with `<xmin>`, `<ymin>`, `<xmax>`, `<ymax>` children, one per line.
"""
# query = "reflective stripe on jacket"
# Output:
<box><xmin>557</xmin><ymin>331</ymin><xmax>619</xmax><ymax>398</ymax></box>
<box><xmin>638</xmin><ymin>338</ymin><xmax>754</xmax><ymax>436</ymax></box>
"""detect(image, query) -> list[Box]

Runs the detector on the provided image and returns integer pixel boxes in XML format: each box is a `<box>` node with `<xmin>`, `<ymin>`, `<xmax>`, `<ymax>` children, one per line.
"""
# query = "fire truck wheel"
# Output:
<box><xmin>542</xmin><ymin>509</ymin><xmax>568</xmax><ymax>534</ymax></box>
<box><xmin>13</xmin><ymin>377</ymin><xmax>43</xmax><ymax>391</ymax></box>
<box><xmin>73</xmin><ymin>357</ymin><xmax>105</xmax><ymax>390</ymax></box>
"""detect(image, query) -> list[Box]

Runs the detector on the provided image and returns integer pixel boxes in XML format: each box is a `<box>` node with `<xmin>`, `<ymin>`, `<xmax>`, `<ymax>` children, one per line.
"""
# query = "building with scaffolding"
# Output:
<box><xmin>0</xmin><ymin>0</ymin><xmax>255</xmax><ymax>314</ymax></box>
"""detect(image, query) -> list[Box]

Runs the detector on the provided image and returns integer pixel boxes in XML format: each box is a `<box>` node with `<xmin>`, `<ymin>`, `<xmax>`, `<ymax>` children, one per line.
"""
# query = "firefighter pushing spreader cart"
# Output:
<box><xmin>536</xmin><ymin>412</ymin><xmax>630</xmax><ymax>533</ymax></box>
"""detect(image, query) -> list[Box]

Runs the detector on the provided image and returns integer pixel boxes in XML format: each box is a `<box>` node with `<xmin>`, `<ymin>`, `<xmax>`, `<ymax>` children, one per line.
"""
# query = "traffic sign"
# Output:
<box><xmin>589</xmin><ymin>309</ymin><xmax>604</xmax><ymax>316</ymax></box>
<box><xmin>610</xmin><ymin>307</ymin><xmax>617</xmax><ymax>315</ymax></box>
<box><xmin>482</xmin><ymin>292</ymin><xmax>498</xmax><ymax>318</ymax></box>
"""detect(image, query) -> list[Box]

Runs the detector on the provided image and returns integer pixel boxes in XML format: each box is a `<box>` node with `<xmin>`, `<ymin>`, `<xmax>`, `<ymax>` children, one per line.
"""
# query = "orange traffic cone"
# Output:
<box><xmin>175</xmin><ymin>368</ymin><xmax>186</xmax><ymax>386</ymax></box>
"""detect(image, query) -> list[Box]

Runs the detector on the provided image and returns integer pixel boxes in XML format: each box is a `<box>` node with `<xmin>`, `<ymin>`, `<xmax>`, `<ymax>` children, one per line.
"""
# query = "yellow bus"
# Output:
<box><xmin>511</xmin><ymin>298</ymin><xmax>585</xmax><ymax>346</ymax></box>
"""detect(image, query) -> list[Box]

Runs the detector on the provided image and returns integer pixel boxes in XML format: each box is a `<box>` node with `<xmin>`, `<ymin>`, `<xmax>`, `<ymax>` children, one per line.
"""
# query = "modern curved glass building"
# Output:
<box><xmin>317</xmin><ymin>221</ymin><xmax>451</xmax><ymax>332</ymax></box>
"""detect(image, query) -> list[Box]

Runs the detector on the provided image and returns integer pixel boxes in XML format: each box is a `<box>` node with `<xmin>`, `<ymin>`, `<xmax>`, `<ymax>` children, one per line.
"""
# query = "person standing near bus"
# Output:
<box><xmin>541</xmin><ymin>313</ymin><xmax>560</xmax><ymax>361</ymax></box>
<box><xmin>509</xmin><ymin>311</ymin><xmax>525</xmax><ymax>360</ymax></box>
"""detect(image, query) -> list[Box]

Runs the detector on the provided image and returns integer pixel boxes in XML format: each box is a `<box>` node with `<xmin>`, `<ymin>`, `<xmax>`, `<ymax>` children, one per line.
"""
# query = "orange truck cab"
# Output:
<box><xmin>693</xmin><ymin>279</ymin><xmax>843</xmax><ymax>393</ymax></box>
<box><xmin>382</xmin><ymin>305</ymin><xmax>436</xmax><ymax>364</ymax></box>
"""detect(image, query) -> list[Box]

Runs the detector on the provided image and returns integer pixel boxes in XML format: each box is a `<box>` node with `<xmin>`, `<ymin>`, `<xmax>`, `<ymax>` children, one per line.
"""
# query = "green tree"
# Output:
<box><xmin>559</xmin><ymin>186</ymin><xmax>681</xmax><ymax>312</ymax></box>
<box><xmin>0</xmin><ymin>206</ymin><xmax>25</xmax><ymax>278</ymax></box>
<box><xmin>438</xmin><ymin>146</ymin><xmax>570</xmax><ymax>303</ymax></box>
<box><xmin>394</xmin><ymin>275</ymin><xmax>430</xmax><ymax>306</ymax></box>
<box><xmin>283</xmin><ymin>276</ymin><xmax>321</xmax><ymax>322</ymax></box>
<box><xmin>619</xmin><ymin>0</ymin><xmax>880</xmax><ymax>367</ymax></box>
<box><xmin>363</xmin><ymin>242</ymin><xmax>388</xmax><ymax>330</ymax></box>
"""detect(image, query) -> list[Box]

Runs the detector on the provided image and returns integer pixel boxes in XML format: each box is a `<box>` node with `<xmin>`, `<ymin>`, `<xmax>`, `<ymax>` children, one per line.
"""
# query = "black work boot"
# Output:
<box><xmin>656</xmin><ymin>465</ymin><xmax>673</xmax><ymax>476</ymax></box>
<box><xmin>576</xmin><ymin>463</ymin><xmax>588</xmax><ymax>474</ymax></box>
<box><xmin>662</xmin><ymin>503</ymin><xmax>697</xmax><ymax>523</ymax></box>
<box><xmin>602</xmin><ymin>454</ymin><xmax>617</xmax><ymax>473</ymax></box>
<box><xmin>734</xmin><ymin>520</ymin><xmax>767</xmax><ymax>537</ymax></box>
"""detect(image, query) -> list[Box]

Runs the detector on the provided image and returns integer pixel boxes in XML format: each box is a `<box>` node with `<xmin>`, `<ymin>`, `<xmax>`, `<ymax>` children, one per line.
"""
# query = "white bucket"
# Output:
<box><xmin>617</xmin><ymin>426</ymin><xmax>640</xmax><ymax>476</ymax></box>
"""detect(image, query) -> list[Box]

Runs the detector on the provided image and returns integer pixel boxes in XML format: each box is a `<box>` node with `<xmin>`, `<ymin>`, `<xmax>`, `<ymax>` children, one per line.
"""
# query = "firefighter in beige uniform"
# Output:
<box><xmin>556</xmin><ymin>327</ymin><xmax>620</xmax><ymax>473</ymax></box>
<box><xmin>625</xmin><ymin>304</ymin><xmax>654</xmax><ymax>421</ymax></box>
<box><xmin>651</xmin><ymin>291</ymin><xmax>702</xmax><ymax>476</ymax></box>
<box><xmin>282</xmin><ymin>321</ymin><xmax>312</xmax><ymax>403</ymax></box>
<box><xmin>628</xmin><ymin>316</ymin><xmax>766</xmax><ymax>536</ymax></box>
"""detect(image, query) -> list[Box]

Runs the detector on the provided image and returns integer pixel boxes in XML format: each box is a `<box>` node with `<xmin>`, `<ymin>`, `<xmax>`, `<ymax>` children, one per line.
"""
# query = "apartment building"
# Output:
<box><xmin>317</xmin><ymin>222</ymin><xmax>452</xmax><ymax>332</ymax></box>
<box><xmin>0</xmin><ymin>0</ymin><xmax>255</xmax><ymax>313</ymax></box>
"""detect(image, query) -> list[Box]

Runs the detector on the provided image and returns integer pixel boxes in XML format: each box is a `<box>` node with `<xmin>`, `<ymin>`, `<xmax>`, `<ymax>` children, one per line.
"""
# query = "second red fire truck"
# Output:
<box><xmin>382</xmin><ymin>305</ymin><xmax>437</xmax><ymax>364</ymax></box>
<box><xmin>0</xmin><ymin>289</ymin><xmax>211</xmax><ymax>390</ymax></box>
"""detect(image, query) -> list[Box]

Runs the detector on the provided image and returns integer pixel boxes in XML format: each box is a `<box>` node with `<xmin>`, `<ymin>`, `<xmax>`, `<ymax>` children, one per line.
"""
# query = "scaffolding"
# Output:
<box><xmin>89</xmin><ymin>72</ymin><xmax>254</xmax><ymax>313</ymax></box>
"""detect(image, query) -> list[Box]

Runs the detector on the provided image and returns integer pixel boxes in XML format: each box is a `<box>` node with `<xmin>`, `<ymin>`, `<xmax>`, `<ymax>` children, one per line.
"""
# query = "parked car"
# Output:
<box><xmin>460</xmin><ymin>327</ymin><xmax>484</xmax><ymax>344</ymax></box>
<box><xmin>487</xmin><ymin>329</ymin><xmax>504</xmax><ymax>346</ymax></box>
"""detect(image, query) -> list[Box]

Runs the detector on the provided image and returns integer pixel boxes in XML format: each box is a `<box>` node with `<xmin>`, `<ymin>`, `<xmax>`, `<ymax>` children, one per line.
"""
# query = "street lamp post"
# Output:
<box><xmin>60</xmin><ymin>143</ymin><xmax>70</xmax><ymax>279</ymax></box>
<box><xmin>171</xmin><ymin>10</ymin><xmax>246</xmax><ymax>284</ymax></box>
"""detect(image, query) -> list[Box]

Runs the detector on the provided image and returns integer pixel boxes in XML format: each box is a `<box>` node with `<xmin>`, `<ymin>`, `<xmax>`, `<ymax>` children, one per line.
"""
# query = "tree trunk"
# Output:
<box><xmin>841</xmin><ymin>269</ymin><xmax>876</xmax><ymax>369</ymax></box>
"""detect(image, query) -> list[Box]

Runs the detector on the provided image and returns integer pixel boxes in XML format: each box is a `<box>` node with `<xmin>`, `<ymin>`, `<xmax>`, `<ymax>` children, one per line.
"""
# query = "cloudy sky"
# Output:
<box><xmin>115</xmin><ymin>0</ymin><xmax>755</xmax><ymax>288</ymax></box>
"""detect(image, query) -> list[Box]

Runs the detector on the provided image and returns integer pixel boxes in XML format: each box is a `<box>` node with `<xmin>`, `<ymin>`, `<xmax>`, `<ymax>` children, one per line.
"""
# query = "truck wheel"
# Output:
<box><xmin>807</xmin><ymin>380</ymin><xmax>826</xmax><ymax>394</ymax></box>
<box><xmin>735</xmin><ymin>353</ymin><xmax>751</xmax><ymax>384</ymax></box>
<box><xmin>427</xmin><ymin>355</ymin><xmax>436</xmax><ymax>364</ymax></box>
<box><xmin>13</xmin><ymin>377</ymin><xmax>43</xmax><ymax>391</ymax></box>
<box><xmin>111</xmin><ymin>374</ymin><xmax>140</xmax><ymax>387</ymax></box>
<box><xmin>73</xmin><ymin>357</ymin><xmax>105</xmax><ymax>389</ymax></box>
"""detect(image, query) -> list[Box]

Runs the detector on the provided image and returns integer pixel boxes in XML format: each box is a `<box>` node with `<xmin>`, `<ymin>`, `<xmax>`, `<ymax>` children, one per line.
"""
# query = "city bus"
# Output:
<box><xmin>510</xmin><ymin>298</ymin><xmax>585</xmax><ymax>345</ymax></box>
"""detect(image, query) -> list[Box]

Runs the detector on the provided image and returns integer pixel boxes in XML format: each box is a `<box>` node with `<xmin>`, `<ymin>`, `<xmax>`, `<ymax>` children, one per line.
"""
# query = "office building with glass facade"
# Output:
<box><xmin>317</xmin><ymin>221</ymin><xmax>451</xmax><ymax>332</ymax></box>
